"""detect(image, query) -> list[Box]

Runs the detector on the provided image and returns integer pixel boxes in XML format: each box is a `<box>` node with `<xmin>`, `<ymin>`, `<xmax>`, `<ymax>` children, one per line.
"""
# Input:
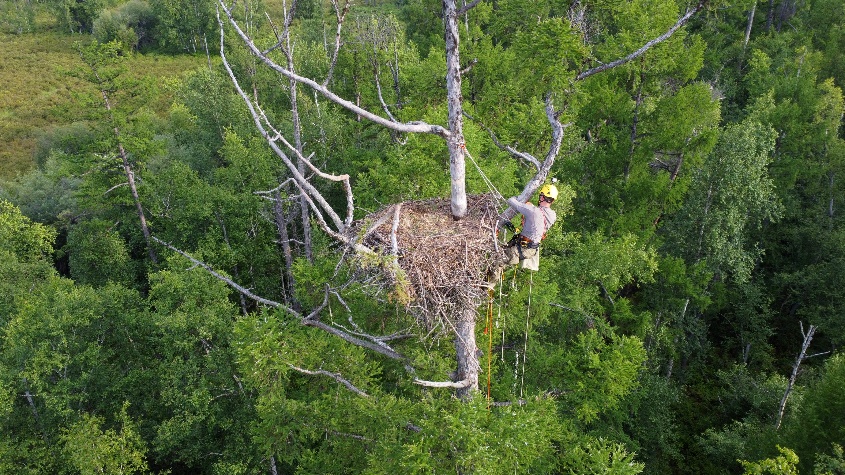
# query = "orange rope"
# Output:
<box><xmin>486</xmin><ymin>288</ymin><xmax>494</xmax><ymax>406</ymax></box>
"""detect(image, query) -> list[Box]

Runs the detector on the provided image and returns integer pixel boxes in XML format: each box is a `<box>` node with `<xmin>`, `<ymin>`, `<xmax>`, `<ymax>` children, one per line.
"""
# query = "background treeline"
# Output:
<box><xmin>0</xmin><ymin>0</ymin><xmax>844</xmax><ymax>473</ymax></box>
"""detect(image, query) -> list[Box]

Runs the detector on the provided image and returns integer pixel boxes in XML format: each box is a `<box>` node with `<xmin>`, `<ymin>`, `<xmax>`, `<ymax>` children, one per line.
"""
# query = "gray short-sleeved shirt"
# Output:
<box><xmin>507</xmin><ymin>197</ymin><xmax>557</xmax><ymax>243</ymax></box>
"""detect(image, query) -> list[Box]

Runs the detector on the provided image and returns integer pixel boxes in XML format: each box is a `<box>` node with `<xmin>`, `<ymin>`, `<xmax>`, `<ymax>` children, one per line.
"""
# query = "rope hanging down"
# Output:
<box><xmin>520</xmin><ymin>271</ymin><xmax>533</xmax><ymax>399</ymax></box>
<box><xmin>486</xmin><ymin>288</ymin><xmax>494</xmax><ymax>406</ymax></box>
<box><xmin>462</xmin><ymin>143</ymin><xmax>506</xmax><ymax>207</ymax></box>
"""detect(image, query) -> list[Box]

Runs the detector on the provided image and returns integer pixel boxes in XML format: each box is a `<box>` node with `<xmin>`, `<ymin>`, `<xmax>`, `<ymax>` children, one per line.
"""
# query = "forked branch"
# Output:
<box><xmin>152</xmin><ymin>237</ymin><xmax>406</xmax><ymax>362</ymax></box>
<box><xmin>288</xmin><ymin>364</ymin><xmax>370</xmax><ymax>397</ymax></box>
<box><xmin>498</xmin><ymin>96</ymin><xmax>571</xmax><ymax>224</ymax></box>
<box><xmin>575</xmin><ymin>0</ymin><xmax>708</xmax><ymax>81</ymax></box>
<box><xmin>218</xmin><ymin>2</ymin><xmax>449</xmax><ymax>137</ymax></box>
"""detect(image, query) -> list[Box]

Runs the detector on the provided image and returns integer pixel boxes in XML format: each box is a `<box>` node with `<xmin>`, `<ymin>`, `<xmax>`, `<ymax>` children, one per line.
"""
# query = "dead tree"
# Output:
<box><xmin>775</xmin><ymin>322</ymin><xmax>830</xmax><ymax>430</ymax></box>
<box><xmin>77</xmin><ymin>44</ymin><xmax>158</xmax><ymax>265</ymax></box>
<box><xmin>201</xmin><ymin>0</ymin><xmax>711</xmax><ymax>398</ymax></box>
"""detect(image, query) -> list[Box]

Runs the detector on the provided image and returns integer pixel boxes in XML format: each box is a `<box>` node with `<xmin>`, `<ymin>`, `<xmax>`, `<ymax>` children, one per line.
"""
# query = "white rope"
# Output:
<box><xmin>462</xmin><ymin>144</ymin><xmax>506</xmax><ymax>206</ymax></box>
<box><xmin>498</xmin><ymin>269</ymin><xmax>505</xmax><ymax>362</ymax></box>
<box><xmin>520</xmin><ymin>271</ymin><xmax>533</xmax><ymax>398</ymax></box>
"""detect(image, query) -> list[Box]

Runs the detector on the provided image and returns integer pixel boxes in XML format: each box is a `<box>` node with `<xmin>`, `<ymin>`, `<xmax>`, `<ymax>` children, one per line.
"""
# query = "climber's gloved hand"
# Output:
<box><xmin>503</xmin><ymin>221</ymin><xmax>516</xmax><ymax>233</ymax></box>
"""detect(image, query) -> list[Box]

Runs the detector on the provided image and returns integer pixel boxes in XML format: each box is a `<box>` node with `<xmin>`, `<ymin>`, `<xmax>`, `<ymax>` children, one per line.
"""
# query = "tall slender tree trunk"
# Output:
<box><xmin>100</xmin><ymin>89</ymin><xmax>158</xmax><ymax>265</ymax></box>
<box><xmin>744</xmin><ymin>1</ymin><xmax>756</xmax><ymax>49</ymax></box>
<box><xmin>444</xmin><ymin>0</ymin><xmax>468</xmax><ymax>220</ymax></box>
<box><xmin>443</xmin><ymin>0</ymin><xmax>476</xmax><ymax>397</ymax></box>
<box><xmin>625</xmin><ymin>69</ymin><xmax>645</xmax><ymax>181</ymax></box>
<box><xmin>283</xmin><ymin>8</ymin><xmax>314</xmax><ymax>262</ymax></box>
<box><xmin>273</xmin><ymin>190</ymin><xmax>298</xmax><ymax>309</ymax></box>
<box><xmin>454</xmin><ymin>308</ymin><xmax>481</xmax><ymax>398</ymax></box>
<box><xmin>776</xmin><ymin>323</ymin><xmax>816</xmax><ymax>430</ymax></box>
<box><xmin>765</xmin><ymin>0</ymin><xmax>775</xmax><ymax>32</ymax></box>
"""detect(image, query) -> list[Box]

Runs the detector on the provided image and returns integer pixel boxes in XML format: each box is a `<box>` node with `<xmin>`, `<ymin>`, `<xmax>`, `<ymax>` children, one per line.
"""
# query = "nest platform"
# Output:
<box><xmin>354</xmin><ymin>194</ymin><xmax>504</xmax><ymax>332</ymax></box>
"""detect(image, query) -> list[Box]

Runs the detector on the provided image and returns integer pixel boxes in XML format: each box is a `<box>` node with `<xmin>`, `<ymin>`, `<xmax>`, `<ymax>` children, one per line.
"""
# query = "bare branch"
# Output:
<box><xmin>490</xmin><ymin>399</ymin><xmax>527</xmax><ymax>407</ymax></box>
<box><xmin>154</xmin><ymin>237</ymin><xmax>406</xmax><ymax>362</ymax></box>
<box><xmin>456</xmin><ymin>0</ymin><xmax>483</xmax><ymax>16</ymax></box>
<box><xmin>219</xmin><ymin>1</ymin><xmax>449</xmax><ymax>137</ymax></box>
<box><xmin>305</xmin><ymin>319</ymin><xmax>407</xmax><ymax>360</ymax></box>
<box><xmin>498</xmin><ymin>95</ymin><xmax>571</xmax><ymax>224</ymax></box>
<box><xmin>575</xmin><ymin>0</ymin><xmax>708</xmax><ymax>81</ymax></box>
<box><xmin>253</xmin><ymin>178</ymin><xmax>296</xmax><ymax>196</ymax></box>
<box><xmin>374</xmin><ymin>64</ymin><xmax>399</xmax><ymax>122</ymax></box>
<box><xmin>219</xmin><ymin>23</ymin><xmax>352</xmax><ymax>235</ymax></box>
<box><xmin>413</xmin><ymin>378</ymin><xmax>473</xmax><ymax>388</ymax></box>
<box><xmin>324</xmin><ymin>0</ymin><xmax>351</xmax><ymax>86</ymax></box>
<box><xmin>776</xmin><ymin>323</ymin><xmax>816</xmax><ymax>430</ymax></box>
<box><xmin>288</xmin><ymin>364</ymin><xmax>370</xmax><ymax>397</ymax></box>
<box><xmin>464</xmin><ymin>110</ymin><xmax>542</xmax><ymax>170</ymax></box>
<box><xmin>390</xmin><ymin>203</ymin><xmax>402</xmax><ymax>256</ymax></box>
<box><xmin>103</xmin><ymin>182</ymin><xmax>129</xmax><ymax>195</ymax></box>
<box><xmin>459</xmin><ymin>58</ymin><xmax>478</xmax><ymax>76</ymax></box>
<box><xmin>153</xmin><ymin>237</ymin><xmax>287</xmax><ymax>310</ymax></box>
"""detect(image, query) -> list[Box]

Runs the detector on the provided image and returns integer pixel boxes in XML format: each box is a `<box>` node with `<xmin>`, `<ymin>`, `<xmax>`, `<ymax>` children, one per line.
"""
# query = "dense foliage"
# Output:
<box><xmin>1</xmin><ymin>0</ymin><xmax>844</xmax><ymax>473</ymax></box>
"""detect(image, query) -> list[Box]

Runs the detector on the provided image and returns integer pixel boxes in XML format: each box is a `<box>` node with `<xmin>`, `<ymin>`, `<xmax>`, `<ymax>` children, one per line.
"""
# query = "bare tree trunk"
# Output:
<box><xmin>454</xmin><ymin>309</ymin><xmax>480</xmax><ymax>398</ymax></box>
<box><xmin>444</xmin><ymin>0</ymin><xmax>468</xmax><ymax>219</ymax></box>
<box><xmin>113</xmin><ymin>136</ymin><xmax>157</xmax><ymax>264</ymax></box>
<box><xmin>280</xmin><ymin>0</ymin><xmax>314</xmax><ymax>261</ymax></box>
<box><xmin>273</xmin><ymin>190</ymin><xmax>297</xmax><ymax>308</ymax></box>
<box><xmin>743</xmin><ymin>1</ymin><xmax>756</xmax><ymax>49</ymax></box>
<box><xmin>829</xmin><ymin>171</ymin><xmax>835</xmax><ymax>220</ymax></box>
<box><xmin>90</xmin><ymin>67</ymin><xmax>158</xmax><ymax>264</ymax></box>
<box><xmin>23</xmin><ymin>380</ymin><xmax>40</xmax><ymax>426</ymax></box>
<box><xmin>291</xmin><ymin>74</ymin><xmax>314</xmax><ymax>262</ymax></box>
<box><xmin>669</xmin><ymin>151</ymin><xmax>685</xmax><ymax>183</ymax></box>
<box><xmin>775</xmin><ymin>323</ymin><xmax>816</xmax><ymax>430</ymax></box>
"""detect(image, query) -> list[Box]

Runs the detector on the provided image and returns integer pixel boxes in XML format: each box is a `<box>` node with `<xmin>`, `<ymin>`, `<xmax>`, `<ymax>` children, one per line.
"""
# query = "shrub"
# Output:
<box><xmin>93</xmin><ymin>0</ymin><xmax>156</xmax><ymax>52</ymax></box>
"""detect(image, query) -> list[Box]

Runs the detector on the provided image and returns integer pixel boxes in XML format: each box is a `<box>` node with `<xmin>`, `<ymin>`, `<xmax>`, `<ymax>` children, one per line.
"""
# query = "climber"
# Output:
<box><xmin>501</xmin><ymin>183</ymin><xmax>558</xmax><ymax>272</ymax></box>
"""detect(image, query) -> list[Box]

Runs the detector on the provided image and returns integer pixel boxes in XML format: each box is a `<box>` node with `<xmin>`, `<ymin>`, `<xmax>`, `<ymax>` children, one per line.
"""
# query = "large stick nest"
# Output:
<box><xmin>351</xmin><ymin>194</ymin><xmax>503</xmax><ymax>333</ymax></box>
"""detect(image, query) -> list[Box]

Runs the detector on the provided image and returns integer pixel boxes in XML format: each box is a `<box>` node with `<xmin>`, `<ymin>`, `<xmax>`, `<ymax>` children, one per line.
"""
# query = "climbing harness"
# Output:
<box><xmin>507</xmin><ymin>234</ymin><xmax>540</xmax><ymax>262</ymax></box>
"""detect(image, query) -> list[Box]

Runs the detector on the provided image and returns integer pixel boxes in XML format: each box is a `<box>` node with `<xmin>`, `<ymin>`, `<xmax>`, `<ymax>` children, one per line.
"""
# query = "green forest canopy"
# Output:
<box><xmin>1</xmin><ymin>0</ymin><xmax>845</xmax><ymax>473</ymax></box>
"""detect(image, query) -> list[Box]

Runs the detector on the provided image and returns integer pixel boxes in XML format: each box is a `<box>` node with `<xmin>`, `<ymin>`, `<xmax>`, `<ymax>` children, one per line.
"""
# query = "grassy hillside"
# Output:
<box><xmin>0</xmin><ymin>27</ymin><xmax>205</xmax><ymax>179</ymax></box>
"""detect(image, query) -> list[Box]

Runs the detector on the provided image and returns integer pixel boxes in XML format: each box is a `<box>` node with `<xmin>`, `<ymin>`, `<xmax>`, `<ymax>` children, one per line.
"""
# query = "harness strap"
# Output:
<box><xmin>508</xmin><ymin>234</ymin><xmax>540</xmax><ymax>262</ymax></box>
<box><xmin>539</xmin><ymin>207</ymin><xmax>553</xmax><ymax>241</ymax></box>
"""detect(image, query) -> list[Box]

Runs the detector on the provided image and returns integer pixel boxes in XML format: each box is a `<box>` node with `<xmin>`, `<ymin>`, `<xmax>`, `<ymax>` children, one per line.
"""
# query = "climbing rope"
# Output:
<box><xmin>519</xmin><ymin>271</ymin><xmax>533</xmax><ymax>399</ymax></box>
<box><xmin>461</xmin><ymin>143</ymin><xmax>507</xmax><ymax>207</ymax></box>
<box><xmin>486</xmin><ymin>288</ymin><xmax>494</xmax><ymax>406</ymax></box>
<box><xmin>498</xmin><ymin>269</ymin><xmax>505</xmax><ymax>363</ymax></box>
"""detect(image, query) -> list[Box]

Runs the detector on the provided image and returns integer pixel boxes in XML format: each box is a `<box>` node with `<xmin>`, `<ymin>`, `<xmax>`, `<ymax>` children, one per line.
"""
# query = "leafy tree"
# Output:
<box><xmin>664</xmin><ymin>117</ymin><xmax>780</xmax><ymax>284</ymax></box>
<box><xmin>65</xmin><ymin>218</ymin><xmax>135</xmax><ymax>287</ymax></box>
<box><xmin>93</xmin><ymin>0</ymin><xmax>158</xmax><ymax>52</ymax></box>
<box><xmin>741</xmin><ymin>446</ymin><xmax>800</xmax><ymax>475</ymax></box>
<box><xmin>785</xmin><ymin>354</ymin><xmax>845</xmax><ymax>472</ymax></box>
<box><xmin>148</xmin><ymin>0</ymin><xmax>215</xmax><ymax>53</ymax></box>
<box><xmin>45</xmin><ymin>0</ymin><xmax>105</xmax><ymax>33</ymax></box>
<box><xmin>0</xmin><ymin>0</ymin><xmax>36</xmax><ymax>34</ymax></box>
<box><xmin>62</xmin><ymin>405</ymin><xmax>149</xmax><ymax>475</ymax></box>
<box><xmin>814</xmin><ymin>444</ymin><xmax>845</xmax><ymax>475</ymax></box>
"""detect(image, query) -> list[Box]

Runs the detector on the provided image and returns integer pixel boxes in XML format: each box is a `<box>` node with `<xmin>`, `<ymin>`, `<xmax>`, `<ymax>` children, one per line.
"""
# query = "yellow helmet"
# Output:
<box><xmin>540</xmin><ymin>183</ymin><xmax>559</xmax><ymax>201</ymax></box>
